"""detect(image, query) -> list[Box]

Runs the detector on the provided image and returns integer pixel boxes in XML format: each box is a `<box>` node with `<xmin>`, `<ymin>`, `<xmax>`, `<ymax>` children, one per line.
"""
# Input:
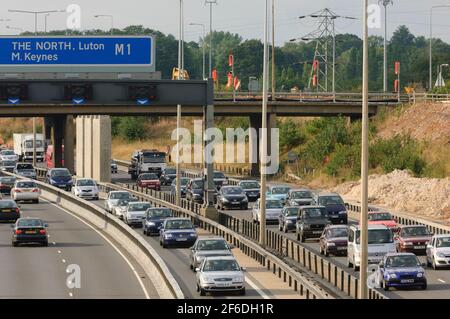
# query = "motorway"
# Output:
<box><xmin>0</xmin><ymin>195</ymin><xmax>155</xmax><ymax>299</ymax></box>
<box><xmin>112</xmin><ymin>168</ymin><xmax>450</xmax><ymax>299</ymax></box>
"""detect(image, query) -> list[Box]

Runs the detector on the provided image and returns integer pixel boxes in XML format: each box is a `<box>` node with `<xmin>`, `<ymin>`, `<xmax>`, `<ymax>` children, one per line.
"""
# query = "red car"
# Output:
<box><xmin>367</xmin><ymin>211</ymin><xmax>399</xmax><ymax>233</ymax></box>
<box><xmin>395</xmin><ymin>225</ymin><xmax>432</xmax><ymax>255</ymax></box>
<box><xmin>137</xmin><ymin>173</ymin><xmax>161</xmax><ymax>190</ymax></box>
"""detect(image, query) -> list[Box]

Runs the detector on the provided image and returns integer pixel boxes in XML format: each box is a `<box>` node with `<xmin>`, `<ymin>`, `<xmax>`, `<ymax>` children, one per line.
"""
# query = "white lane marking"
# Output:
<box><xmin>69</xmin><ymin>292</ymin><xmax>73</xmax><ymax>297</ymax></box>
<box><xmin>52</xmin><ymin>242</ymin><xmax>56</xmax><ymax>245</ymax></box>
<box><xmin>57</xmin><ymin>250</ymin><xmax>62</xmax><ymax>254</ymax></box>
<box><xmin>438</xmin><ymin>279</ymin><xmax>446</xmax><ymax>283</ymax></box>
<box><xmin>62</xmin><ymin>259</ymin><xmax>66</xmax><ymax>263</ymax></box>
<box><xmin>245</xmin><ymin>277</ymin><xmax>270</xmax><ymax>299</ymax></box>
<box><xmin>43</xmin><ymin>199</ymin><xmax>151</xmax><ymax>299</ymax></box>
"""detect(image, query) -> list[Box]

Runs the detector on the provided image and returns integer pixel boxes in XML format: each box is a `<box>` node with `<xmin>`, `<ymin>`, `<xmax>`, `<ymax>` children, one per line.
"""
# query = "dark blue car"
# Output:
<box><xmin>143</xmin><ymin>208</ymin><xmax>174</xmax><ymax>236</ymax></box>
<box><xmin>46</xmin><ymin>168</ymin><xmax>73</xmax><ymax>191</ymax></box>
<box><xmin>159</xmin><ymin>218</ymin><xmax>198</xmax><ymax>248</ymax></box>
<box><xmin>314</xmin><ymin>193</ymin><xmax>347</xmax><ymax>224</ymax></box>
<box><xmin>376</xmin><ymin>253</ymin><xmax>427</xmax><ymax>291</ymax></box>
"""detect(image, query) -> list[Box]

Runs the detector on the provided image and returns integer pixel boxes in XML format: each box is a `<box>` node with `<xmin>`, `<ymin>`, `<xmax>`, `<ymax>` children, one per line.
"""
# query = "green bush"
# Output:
<box><xmin>117</xmin><ymin>117</ymin><xmax>147</xmax><ymax>141</ymax></box>
<box><xmin>326</xmin><ymin>143</ymin><xmax>361</xmax><ymax>177</ymax></box>
<box><xmin>279</xmin><ymin>119</ymin><xmax>304</xmax><ymax>148</ymax></box>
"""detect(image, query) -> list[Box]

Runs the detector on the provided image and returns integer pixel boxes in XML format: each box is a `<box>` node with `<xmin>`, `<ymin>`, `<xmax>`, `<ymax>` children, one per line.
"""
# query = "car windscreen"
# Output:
<box><xmin>117</xmin><ymin>199</ymin><xmax>138</xmax><ymax>206</ymax></box>
<box><xmin>303</xmin><ymin>208</ymin><xmax>327</xmax><ymax>218</ymax></box>
<box><xmin>284</xmin><ymin>207</ymin><xmax>299</xmax><ymax>216</ymax></box>
<box><xmin>266</xmin><ymin>200</ymin><xmax>283</xmax><ymax>209</ymax></box>
<box><xmin>165</xmin><ymin>219</ymin><xmax>193</xmax><ymax>230</ymax></box>
<box><xmin>356</xmin><ymin>229</ymin><xmax>393</xmax><ymax>244</ymax></box>
<box><xmin>271</xmin><ymin>187</ymin><xmax>290</xmax><ymax>194</ymax></box>
<box><xmin>142</xmin><ymin>153</ymin><xmax>165</xmax><ymax>163</ymax></box>
<box><xmin>110</xmin><ymin>192</ymin><xmax>132</xmax><ymax>200</ymax></box>
<box><xmin>385</xmin><ymin>255</ymin><xmax>419</xmax><ymax>268</ymax></box>
<box><xmin>165</xmin><ymin>168</ymin><xmax>176</xmax><ymax>174</ymax></box>
<box><xmin>239</xmin><ymin>181</ymin><xmax>259</xmax><ymax>189</ymax></box>
<box><xmin>318</xmin><ymin>196</ymin><xmax>344</xmax><ymax>205</ymax></box>
<box><xmin>77</xmin><ymin>180</ymin><xmax>95</xmax><ymax>187</ymax></box>
<box><xmin>213</xmin><ymin>172</ymin><xmax>226</xmax><ymax>179</ymax></box>
<box><xmin>147</xmin><ymin>209</ymin><xmax>172</xmax><ymax>219</ymax></box>
<box><xmin>16</xmin><ymin>164</ymin><xmax>33</xmax><ymax>170</ymax></box>
<box><xmin>0</xmin><ymin>200</ymin><xmax>17</xmax><ymax>208</ymax></box>
<box><xmin>197</xmin><ymin>239</ymin><xmax>228</xmax><ymax>251</ymax></box>
<box><xmin>128</xmin><ymin>203</ymin><xmax>151</xmax><ymax>212</ymax></box>
<box><xmin>368</xmin><ymin>213</ymin><xmax>393</xmax><ymax>221</ymax></box>
<box><xmin>1</xmin><ymin>150</ymin><xmax>15</xmax><ymax>155</ymax></box>
<box><xmin>17</xmin><ymin>219</ymin><xmax>43</xmax><ymax>227</ymax></box>
<box><xmin>290</xmin><ymin>191</ymin><xmax>313</xmax><ymax>199</ymax></box>
<box><xmin>140</xmin><ymin>174</ymin><xmax>158</xmax><ymax>180</ymax></box>
<box><xmin>0</xmin><ymin>177</ymin><xmax>16</xmax><ymax>183</ymax></box>
<box><xmin>329</xmin><ymin>227</ymin><xmax>348</xmax><ymax>238</ymax></box>
<box><xmin>16</xmin><ymin>181</ymin><xmax>37</xmax><ymax>188</ymax></box>
<box><xmin>1</xmin><ymin>161</ymin><xmax>16</xmax><ymax>166</ymax></box>
<box><xmin>51</xmin><ymin>170</ymin><xmax>70</xmax><ymax>177</ymax></box>
<box><xmin>24</xmin><ymin>140</ymin><xmax>43</xmax><ymax>148</ymax></box>
<box><xmin>192</xmin><ymin>180</ymin><xmax>204</xmax><ymax>189</ymax></box>
<box><xmin>203</xmin><ymin>259</ymin><xmax>240</xmax><ymax>272</ymax></box>
<box><xmin>436</xmin><ymin>237</ymin><xmax>450</xmax><ymax>248</ymax></box>
<box><xmin>401</xmin><ymin>226</ymin><xmax>430</xmax><ymax>237</ymax></box>
<box><xmin>222</xmin><ymin>187</ymin><xmax>244</xmax><ymax>195</ymax></box>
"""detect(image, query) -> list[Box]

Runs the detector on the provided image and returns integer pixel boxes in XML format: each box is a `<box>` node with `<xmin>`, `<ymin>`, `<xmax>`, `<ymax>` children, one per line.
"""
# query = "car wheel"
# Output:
<box><xmin>383</xmin><ymin>281</ymin><xmax>389</xmax><ymax>291</ymax></box>
<box><xmin>421</xmin><ymin>283</ymin><xmax>427</xmax><ymax>290</ymax></box>
<box><xmin>426</xmin><ymin>257</ymin><xmax>432</xmax><ymax>267</ymax></box>
<box><xmin>12</xmin><ymin>241</ymin><xmax>18</xmax><ymax>247</ymax></box>
<box><xmin>199</xmin><ymin>288</ymin><xmax>206</xmax><ymax>296</ymax></box>
<box><xmin>143</xmin><ymin>229</ymin><xmax>147</xmax><ymax>236</ymax></box>
<box><xmin>324</xmin><ymin>248</ymin><xmax>329</xmax><ymax>257</ymax></box>
<box><xmin>162</xmin><ymin>241</ymin><xmax>167</xmax><ymax>248</ymax></box>
<box><xmin>353</xmin><ymin>264</ymin><xmax>360</xmax><ymax>271</ymax></box>
<box><xmin>239</xmin><ymin>288</ymin><xmax>246</xmax><ymax>296</ymax></box>
<box><xmin>347</xmin><ymin>259</ymin><xmax>353</xmax><ymax>268</ymax></box>
<box><xmin>283</xmin><ymin>225</ymin><xmax>288</xmax><ymax>233</ymax></box>
<box><xmin>319</xmin><ymin>245</ymin><xmax>324</xmax><ymax>255</ymax></box>
<box><xmin>34</xmin><ymin>199</ymin><xmax>39</xmax><ymax>204</ymax></box>
<box><xmin>278</xmin><ymin>223</ymin><xmax>282</xmax><ymax>231</ymax></box>
<box><xmin>300</xmin><ymin>231</ymin><xmax>305</xmax><ymax>243</ymax></box>
<box><xmin>296</xmin><ymin>233</ymin><xmax>300</xmax><ymax>241</ymax></box>
<box><xmin>432</xmin><ymin>257</ymin><xmax>437</xmax><ymax>270</ymax></box>
<box><xmin>43</xmin><ymin>241</ymin><xmax>48</xmax><ymax>247</ymax></box>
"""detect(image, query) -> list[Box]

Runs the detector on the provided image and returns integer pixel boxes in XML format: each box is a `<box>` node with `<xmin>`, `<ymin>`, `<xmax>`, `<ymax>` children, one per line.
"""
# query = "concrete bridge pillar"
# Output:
<box><xmin>51</xmin><ymin>116</ymin><xmax>64</xmax><ymax>168</ymax></box>
<box><xmin>63</xmin><ymin>115</ymin><xmax>75</xmax><ymax>174</ymax></box>
<box><xmin>249</xmin><ymin>112</ymin><xmax>277</xmax><ymax>177</ymax></box>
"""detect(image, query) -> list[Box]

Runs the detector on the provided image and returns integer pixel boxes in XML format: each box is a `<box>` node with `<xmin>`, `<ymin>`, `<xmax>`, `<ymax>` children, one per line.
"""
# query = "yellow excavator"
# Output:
<box><xmin>172</xmin><ymin>68</ymin><xmax>190</xmax><ymax>80</ymax></box>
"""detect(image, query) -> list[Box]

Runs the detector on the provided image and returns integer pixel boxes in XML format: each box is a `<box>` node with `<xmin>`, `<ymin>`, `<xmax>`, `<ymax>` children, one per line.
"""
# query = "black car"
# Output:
<box><xmin>295</xmin><ymin>206</ymin><xmax>331</xmax><ymax>242</ymax></box>
<box><xmin>313</xmin><ymin>193</ymin><xmax>348</xmax><ymax>224</ymax></box>
<box><xmin>170</xmin><ymin>177</ymin><xmax>190</xmax><ymax>198</ymax></box>
<box><xmin>0</xmin><ymin>176</ymin><xmax>17</xmax><ymax>194</ymax></box>
<box><xmin>186</xmin><ymin>178</ymin><xmax>205</xmax><ymax>204</ymax></box>
<box><xmin>111</xmin><ymin>160</ymin><xmax>118</xmax><ymax>174</ymax></box>
<box><xmin>216</xmin><ymin>186</ymin><xmax>248</xmax><ymax>210</ymax></box>
<box><xmin>237</xmin><ymin>180</ymin><xmax>260</xmax><ymax>202</ymax></box>
<box><xmin>14</xmin><ymin>163</ymin><xmax>37</xmax><ymax>179</ymax></box>
<box><xmin>286</xmin><ymin>189</ymin><xmax>314</xmax><ymax>207</ymax></box>
<box><xmin>278</xmin><ymin>206</ymin><xmax>300</xmax><ymax>233</ymax></box>
<box><xmin>0</xmin><ymin>200</ymin><xmax>21</xmax><ymax>223</ymax></box>
<box><xmin>12</xmin><ymin>218</ymin><xmax>48</xmax><ymax>247</ymax></box>
<box><xmin>143</xmin><ymin>208</ymin><xmax>174</xmax><ymax>236</ymax></box>
<box><xmin>160</xmin><ymin>167</ymin><xmax>177</xmax><ymax>186</ymax></box>
<box><xmin>0</xmin><ymin>160</ymin><xmax>16</xmax><ymax>173</ymax></box>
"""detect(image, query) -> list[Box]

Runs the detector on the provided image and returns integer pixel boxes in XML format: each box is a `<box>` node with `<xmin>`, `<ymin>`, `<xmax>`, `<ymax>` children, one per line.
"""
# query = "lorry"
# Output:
<box><xmin>128</xmin><ymin>149</ymin><xmax>166</xmax><ymax>179</ymax></box>
<box><xmin>13</xmin><ymin>133</ymin><xmax>45</xmax><ymax>162</ymax></box>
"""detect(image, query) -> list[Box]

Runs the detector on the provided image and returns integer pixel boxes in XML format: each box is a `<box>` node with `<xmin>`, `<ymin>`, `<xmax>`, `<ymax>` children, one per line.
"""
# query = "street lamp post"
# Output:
<box><xmin>175</xmin><ymin>0</ymin><xmax>184</xmax><ymax>207</ymax></box>
<box><xmin>430</xmin><ymin>6</ymin><xmax>450</xmax><ymax>90</ymax></box>
<box><xmin>205</xmin><ymin>0</ymin><xmax>217</xmax><ymax>77</ymax></box>
<box><xmin>380</xmin><ymin>1</ymin><xmax>393</xmax><ymax>93</ymax></box>
<box><xmin>189</xmin><ymin>23</ymin><xmax>206</xmax><ymax>80</ymax></box>
<box><xmin>94</xmin><ymin>14</ymin><xmax>114</xmax><ymax>35</ymax></box>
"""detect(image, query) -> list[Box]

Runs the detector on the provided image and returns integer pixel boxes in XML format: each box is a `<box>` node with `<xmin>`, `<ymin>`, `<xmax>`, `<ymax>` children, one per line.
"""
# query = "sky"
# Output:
<box><xmin>0</xmin><ymin>0</ymin><xmax>449</xmax><ymax>45</ymax></box>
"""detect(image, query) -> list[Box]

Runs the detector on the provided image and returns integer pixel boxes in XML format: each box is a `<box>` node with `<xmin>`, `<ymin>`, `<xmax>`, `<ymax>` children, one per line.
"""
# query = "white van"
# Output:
<box><xmin>347</xmin><ymin>224</ymin><xmax>396</xmax><ymax>271</ymax></box>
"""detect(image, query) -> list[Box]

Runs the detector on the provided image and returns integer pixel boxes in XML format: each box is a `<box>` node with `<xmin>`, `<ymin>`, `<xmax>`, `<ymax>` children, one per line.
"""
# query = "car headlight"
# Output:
<box><xmin>193</xmin><ymin>194</ymin><xmax>201</xmax><ymax>198</ymax></box>
<box><xmin>327</xmin><ymin>242</ymin><xmax>335</xmax><ymax>247</ymax></box>
<box><xmin>222</xmin><ymin>198</ymin><xmax>229</xmax><ymax>203</ymax></box>
<box><xmin>201</xmin><ymin>276</ymin><xmax>214</xmax><ymax>284</ymax></box>
<box><xmin>286</xmin><ymin>219</ymin><xmax>293</xmax><ymax>224</ymax></box>
<box><xmin>165</xmin><ymin>234</ymin><xmax>173</xmax><ymax>238</ymax></box>
<box><xmin>147</xmin><ymin>221</ymin><xmax>155</xmax><ymax>226</ymax></box>
<box><xmin>303</xmin><ymin>224</ymin><xmax>310</xmax><ymax>230</ymax></box>
<box><xmin>416</xmin><ymin>272</ymin><xmax>424</xmax><ymax>278</ymax></box>
<box><xmin>189</xmin><ymin>233</ymin><xmax>197</xmax><ymax>237</ymax></box>
<box><xmin>437</xmin><ymin>252</ymin><xmax>446</xmax><ymax>258</ymax></box>
<box><xmin>388</xmin><ymin>273</ymin><xmax>398</xmax><ymax>279</ymax></box>
<box><xmin>339</xmin><ymin>211</ymin><xmax>347</xmax><ymax>215</ymax></box>
<box><xmin>403</xmin><ymin>242</ymin><xmax>413</xmax><ymax>246</ymax></box>
<box><xmin>233</xmin><ymin>276</ymin><xmax>244</xmax><ymax>283</ymax></box>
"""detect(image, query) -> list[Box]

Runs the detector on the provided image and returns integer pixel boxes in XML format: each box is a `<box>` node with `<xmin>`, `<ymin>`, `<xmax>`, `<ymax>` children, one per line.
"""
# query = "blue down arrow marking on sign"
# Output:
<box><xmin>137</xmin><ymin>98</ymin><xmax>150</xmax><ymax>105</ymax></box>
<box><xmin>72</xmin><ymin>98</ymin><xmax>85</xmax><ymax>105</ymax></box>
<box><xmin>8</xmin><ymin>98</ymin><xmax>20</xmax><ymax>105</ymax></box>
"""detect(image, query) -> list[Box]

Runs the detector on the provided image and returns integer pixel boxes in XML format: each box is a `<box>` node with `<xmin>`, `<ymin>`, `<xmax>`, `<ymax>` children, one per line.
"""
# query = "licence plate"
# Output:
<box><xmin>414</xmin><ymin>246</ymin><xmax>426</xmax><ymax>249</ymax></box>
<box><xmin>2</xmin><ymin>209</ymin><xmax>11</xmax><ymax>213</ymax></box>
<box><xmin>176</xmin><ymin>238</ymin><xmax>187</xmax><ymax>241</ymax></box>
<box><xmin>337</xmin><ymin>247</ymin><xmax>347</xmax><ymax>250</ymax></box>
<box><xmin>401</xmin><ymin>279</ymin><xmax>414</xmax><ymax>283</ymax></box>
<box><xmin>232</xmin><ymin>202</ymin><xmax>239</xmax><ymax>204</ymax></box>
<box><xmin>22</xmin><ymin>189</ymin><xmax>32</xmax><ymax>192</ymax></box>
<box><xmin>313</xmin><ymin>231</ymin><xmax>322</xmax><ymax>234</ymax></box>
<box><xmin>216</xmin><ymin>282</ymin><xmax>231</xmax><ymax>287</ymax></box>
<box><xmin>25</xmin><ymin>231</ymin><xmax>36</xmax><ymax>234</ymax></box>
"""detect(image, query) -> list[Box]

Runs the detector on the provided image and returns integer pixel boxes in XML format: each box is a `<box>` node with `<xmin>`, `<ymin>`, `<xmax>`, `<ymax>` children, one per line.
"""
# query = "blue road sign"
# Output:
<box><xmin>72</xmin><ymin>98</ymin><xmax>85</xmax><ymax>105</ymax></box>
<box><xmin>8</xmin><ymin>98</ymin><xmax>20</xmax><ymax>105</ymax></box>
<box><xmin>0</xmin><ymin>36</ymin><xmax>155</xmax><ymax>73</ymax></box>
<box><xmin>137</xmin><ymin>98</ymin><xmax>150</xmax><ymax>105</ymax></box>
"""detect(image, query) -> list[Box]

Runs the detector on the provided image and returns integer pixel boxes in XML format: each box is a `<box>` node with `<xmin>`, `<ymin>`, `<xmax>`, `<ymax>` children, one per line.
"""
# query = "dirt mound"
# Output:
<box><xmin>332</xmin><ymin>169</ymin><xmax>450</xmax><ymax>225</ymax></box>
<box><xmin>377</xmin><ymin>102</ymin><xmax>450</xmax><ymax>143</ymax></box>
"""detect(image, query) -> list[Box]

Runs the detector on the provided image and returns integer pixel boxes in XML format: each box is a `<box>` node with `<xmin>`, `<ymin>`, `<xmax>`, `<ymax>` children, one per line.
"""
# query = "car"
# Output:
<box><xmin>319</xmin><ymin>225</ymin><xmax>349</xmax><ymax>256</ymax></box>
<box><xmin>216</xmin><ymin>186</ymin><xmax>248</xmax><ymax>210</ymax></box>
<box><xmin>137</xmin><ymin>173</ymin><xmax>161</xmax><ymax>190</ymax></box>
<box><xmin>376</xmin><ymin>253</ymin><xmax>427</xmax><ymax>291</ymax></box>
<box><xmin>170</xmin><ymin>177</ymin><xmax>190</xmax><ymax>198</ymax></box>
<box><xmin>0</xmin><ymin>199</ymin><xmax>21</xmax><ymax>223</ymax></box>
<box><xmin>104</xmin><ymin>191</ymin><xmax>134</xmax><ymax>213</ymax></box>
<box><xmin>426</xmin><ymin>234</ymin><xmax>450</xmax><ymax>270</ymax></box>
<box><xmin>46</xmin><ymin>168</ymin><xmax>73</xmax><ymax>191</ymax></box>
<box><xmin>278</xmin><ymin>206</ymin><xmax>300</xmax><ymax>233</ymax></box>
<box><xmin>124</xmin><ymin>201</ymin><xmax>152</xmax><ymax>227</ymax></box>
<box><xmin>395</xmin><ymin>225</ymin><xmax>432</xmax><ymax>255</ymax></box>
<box><xmin>0</xmin><ymin>176</ymin><xmax>17</xmax><ymax>194</ymax></box>
<box><xmin>159</xmin><ymin>217</ymin><xmax>198</xmax><ymax>248</ymax></box>
<box><xmin>313</xmin><ymin>193</ymin><xmax>347</xmax><ymax>224</ymax></box>
<box><xmin>212</xmin><ymin>171</ymin><xmax>228</xmax><ymax>190</ymax></box>
<box><xmin>295</xmin><ymin>206</ymin><xmax>330</xmax><ymax>242</ymax></box>
<box><xmin>368</xmin><ymin>211</ymin><xmax>398</xmax><ymax>233</ymax></box>
<box><xmin>0</xmin><ymin>149</ymin><xmax>19</xmax><ymax>162</ymax></box>
<box><xmin>14</xmin><ymin>163</ymin><xmax>37</xmax><ymax>179</ymax></box>
<box><xmin>111</xmin><ymin>160</ymin><xmax>118</xmax><ymax>174</ymax></box>
<box><xmin>286</xmin><ymin>189</ymin><xmax>314</xmax><ymax>207</ymax></box>
<box><xmin>195</xmin><ymin>256</ymin><xmax>246</xmax><ymax>296</ymax></box>
<box><xmin>347</xmin><ymin>224</ymin><xmax>396</xmax><ymax>271</ymax></box>
<box><xmin>266</xmin><ymin>185</ymin><xmax>291</xmax><ymax>204</ymax></box>
<box><xmin>11</xmin><ymin>217</ymin><xmax>49</xmax><ymax>247</ymax></box>
<box><xmin>72</xmin><ymin>178</ymin><xmax>99</xmax><ymax>200</ymax></box>
<box><xmin>10</xmin><ymin>180</ymin><xmax>40</xmax><ymax>203</ymax></box>
<box><xmin>186</xmin><ymin>178</ymin><xmax>205</xmax><ymax>204</ymax></box>
<box><xmin>112</xmin><ymin>198</ymin><xmax>139</xmax><ymax>219</ymax></box>
<box><xmin>252</xmin><ymin>198</ymin><xmax>283</xmax><ymax>224</ymax></box>
<box><xmin>142</xmin><ymin>207</ymin><xmax>174</xmax><ymax>236</ymax></box>
<box><xmin>237</xmin><ymin>180</ymin><xmax>260</xmax><ymax>202</ymax></box>
<box><xmin>0</xmin><ymin>160</ymin><xmax>17</xmax><ymax>173</ymax></box>
<box><xmin>189</xmin><ymin>237</ymin><xmax>233</xmax><ymax>270</ymax></box>
<box><xmin>160</xmin><ymin>167</ymin><xmax>177</xmax><ymax>186</ymax></box>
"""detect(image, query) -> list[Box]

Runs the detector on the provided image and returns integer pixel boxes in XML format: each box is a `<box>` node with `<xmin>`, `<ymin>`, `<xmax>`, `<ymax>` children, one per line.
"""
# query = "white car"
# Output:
<box><xmin>0</xmin><ymin>150</ymin><xmax>18</xmax><ymax>162</ymax></box>
<box><xmin>195</xmin><ymin>256</ymin><xmax>246</xmax><ymax>296</ymax></box>
<box><xmin>72</xmin><ymin>178</ymin><xmax>99</xmax><ymax>200</ymax></box>
<box><xmin>426</xmin><ymin>235</ymin><xmax>450</xmax><ymax>270</ymax></box>
<box><xmin>113</xmin><ymin>198</ymin><xmax>139</xmax><ymax>219</ymax></box>
<box><xmin>124</xmin><ymin>201</ymin><xmax>152</xmax><ymax>227</ymax></box>
<box><xmin>104</xmin><ymin>191</ymin><xmax>133</xmax><ymax>213</ymax></box>
<box><xmin>11</xmin><ymin>180</ymin><xmax>40</xmax><ymax>203</ymax></box>
<box><xmin>252</xmin><ymin>198</ymin><xmax>283</xmax><ymax>224</ymax></box>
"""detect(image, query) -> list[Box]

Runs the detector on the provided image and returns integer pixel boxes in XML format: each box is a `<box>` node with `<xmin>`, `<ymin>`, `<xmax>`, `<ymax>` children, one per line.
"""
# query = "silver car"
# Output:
<box><xmin>189</xmin><ymin>237</ymin><xmax>233</xmax><ymax>270</ymax></box>
<box><xmin>252</xmin><ymin>198</ymin><xmax>283</xmax><ymax>224</ymax></box>
<box><xmin>113</xmin><ymin>198</ymin><xmax>139</xmax><ymax>219</ymax></box>
<box><xmin>124</xmin><ymin>201</ymin><xmax>152</xmax><ymax>227</ymax></box>
<box><xmin>72</xmin><ymin>178</ymin><xmax>99</xmax><ymax>200</ymax></box>
<box><xmin>426</xmin><ymin>234</ymin><xmax>450</xmax><ymax>269</ymax></box>
<box><xmin>196</xmin><ymin>256</ymin><xmax>246</xmax><ymax>296</ymax></box>
<box><xmin>104</xmin><ymin>191</ymin><xmax>133</xmax><ymax>213</ymax></box>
